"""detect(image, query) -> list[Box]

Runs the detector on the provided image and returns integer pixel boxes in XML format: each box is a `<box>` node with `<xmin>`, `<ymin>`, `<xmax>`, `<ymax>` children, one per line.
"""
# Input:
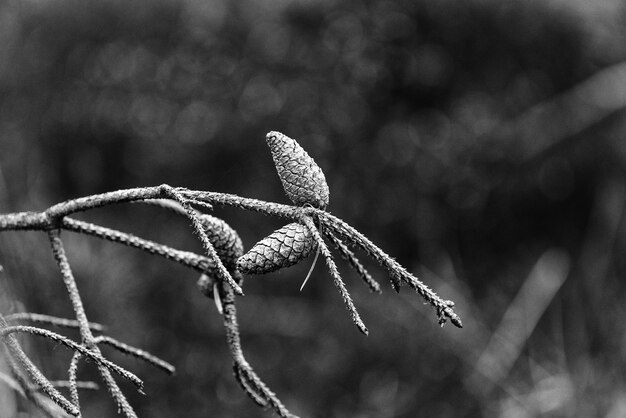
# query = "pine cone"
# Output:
<box><xmin>200</xmin><ymin>214</ymin><xmax>244</xmax><ymax>268</ymax></box>
<box><xmin>236</xmin><ymin>222</ymin><xmax>316</xmax><ymax>274</ymax></box>
<box><xmin>266</xmin><ymin>131</ymin><xmax>330</xmax><ymax>209</ymax></box>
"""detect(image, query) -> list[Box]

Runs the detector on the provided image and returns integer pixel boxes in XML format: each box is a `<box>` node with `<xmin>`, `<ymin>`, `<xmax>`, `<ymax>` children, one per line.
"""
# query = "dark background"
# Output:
<box><xmin>1</xmin><ymin>0</ymin><xmax>626</xmax><ymax>416</ymax></box>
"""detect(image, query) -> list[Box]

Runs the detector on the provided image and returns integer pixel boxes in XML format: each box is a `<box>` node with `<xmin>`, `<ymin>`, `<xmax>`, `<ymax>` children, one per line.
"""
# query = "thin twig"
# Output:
<box><xmin>135</xmin><ymin>199</ymin><xmax>244</xmax><ymax>268</ymax></box>
<box><xmin>0</xmin><ymin>369</ymin><xmax>25</xmax><ymax>397</ymax></box>
<box><xmin>97</xmin><ymin>366</ymin><xmax>138</xmax><ymax>418</ymax></box>
<box><xmin>46</xmin><ymin>230</ymin><xmax>138</xmax><ymax>417</ymax></box>
<box><xmin>219</xmin><ymin>282</ymin><xmax>297</xmax><ymax>418</ymax></box>
<box><xmin>45</xmin><ymin>186</ymin><xmax>166</xmax><ymax>220</ymax></box>
<box><xmin>0</xmin><ymin>186</ymin><xmax>460</xmax><ymax>325</ymax></box>
<box><xmin>302</xmin><ymin>216</ymin><xmax>369</xmax><ymax>335</ymax></box>
<box><xmin>323</xmin><ymin>229</ymin><xmax>381</xmax><ymax>294</ymax></box>
<box><xmin>5</xmin><ymin>351</ymin><xmax>70</xmax><ymax>418</ymax></box>
<box><xmin>62</xmin><ymin>218</ymin><xmax>217</xmax><ymax>274</ymax></box>
<box><xmin>0</xmin><ymin>211</ymin><xmax>48</xmax><ymax>231</ymax></box>
<box><xmin>95</xmin><ymin>336</ymin><xmax>175</xmax><ymax>375</ymax></box>
<box><xmin>0</xmin><ymin>181</ymin><xmax>463</xmax><ymax>416</ymax></box>
<box><xmin>0</xmin><ymin>316</ymin><xmax>78</xmax><ymax>416</ymax></box>
<box><xmin>163</xmin><ymin>186</ymin><xmax>243</xmax><ymax>295</ymax></box>
<box><xmin>318</xmin><ymin>211</ymin><xmax>462</xmax><ymax>327</ymax></box>
<box><xmin>6</xmin><ymin>313</ymin><xmax>105</xmax><ymax>333</ymax></box>
<box><xmin>1</xmin><ymin>326</ymin><xmax>143</xmax><ymax>391</ymax></box>
<box><xmin>47</xmin><ymin>229</ymin><xmax>94</xmax><ymax>342</ymax></box>
<box><xmin>50</xmin><ymin>379</ymin><xmax>99</xmax><ymax>391</ymax></box>
<box><xmin>68</xmin><ymin>351</ymin><xmax>82</xmax><ymax>410</ymax></box>
<box><xmin>137</xmin><ymin>198</ymin><xmax>201</xmax><ymax>215</ymax></box>
<box><xmin>232</xmin><ymin>363</ymin><xmax>268</xmax><ymax>407</ymax></box>
<box><xmin>176</xmin><ymin>188</ymin><xmax>299</xmax><ymax>219</ymax></box>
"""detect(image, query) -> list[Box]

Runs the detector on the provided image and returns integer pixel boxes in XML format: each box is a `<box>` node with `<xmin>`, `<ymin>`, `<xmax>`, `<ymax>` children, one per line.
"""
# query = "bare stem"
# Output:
<box><xmin>219</xmin><ymin>282</ymin><xmax>297</xmax><ymax>418</ymax></box>
<box><xmin>47</xmin><ymin>229</ymin><xmax>94</xmax><ymax>341</ymax></box>
<box><xmin>45</xmin><ymin>186</ymin><xmax>166</xmax><ymax>220</ymax></box>
<box><xmin>302</xmin><ymin>216</ymin><xmax>369</xmax><ymax>335</ymax></box>
<box><xmin>0</xmin><ymin>182</ymin><xmax>463</xmax><ymax>417</ymax></box>
<box><xmin>323</xmin><ymin>229</ymin><xmax>382</xmax><ymax>294</ymax></box>
<box><xmin>6</xmin><ymin>312</ymin><xmax>105</xmax><ymax>333</ymax></box>
<box><xmin>68</xmin><ymin>352</ymin><xmax>82</xmax><ymax>413</ymax></box>
<box><xmin>62</xmin><ymin>218</ymin><xmax>217</xmax><ymax>274</ymax></box>
<box><xmin>95</xmin><ymin>335</ymin><xmax>175</xmax><ymax>375</ymax></box>
<box><xmin>46</xmin><ymin>229</ymin><xmax>138</xmax><ymax>416</ymax></box>
<box><xmin>163</xmin><ymin>186</ymin><xmax>243</xmax><ymax>295</ymax></box>
<box><xmin>176</xmin><ymin>188</ymin><xmax>300</xmax><ymax>219</ymax></box>
<box><xmin>318</xmin><ymin>211</ymin><xmax>462</xmax><ymax>327</ymax></box>
<box><xmin>0</xmin><ymin>316</ymin><xmax>79</xmax><ymax>416</ymax></box>
<box><xmin>4</xmin><ymin>348</ymin><xmax>70</xmax><ymax>418</ymax></box>
<box><xmin>1</xmin><ymin>326</ymin><xmax>143</xmax><ymax>390</ymax></box>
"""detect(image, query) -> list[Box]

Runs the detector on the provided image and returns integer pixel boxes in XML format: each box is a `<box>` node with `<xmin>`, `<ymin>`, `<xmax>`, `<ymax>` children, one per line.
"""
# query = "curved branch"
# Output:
<box><xmin>219</xmin><ymin>282</ymin><xmax>297</xmax><ymax>418</ymax></box>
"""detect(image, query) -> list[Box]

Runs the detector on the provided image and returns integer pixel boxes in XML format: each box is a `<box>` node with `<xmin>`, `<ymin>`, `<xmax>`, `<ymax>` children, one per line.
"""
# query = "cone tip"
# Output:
<box><xmin>266</xmin><ymin>131</ymin><xmax>281</xmax><ymax>141</ymax></box>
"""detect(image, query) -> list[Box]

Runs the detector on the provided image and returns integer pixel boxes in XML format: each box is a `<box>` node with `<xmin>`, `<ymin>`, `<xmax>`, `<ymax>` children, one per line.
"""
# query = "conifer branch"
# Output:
<box><xmin>0</xmin><ymin>326</ymin><xmax>143</xmax><ymax>390</ymax></box>
<box><xmin>317</xmin><ymin>211</ymin><xmax>462</xmax><ymax>327</ymax></box>
<box><xmin>62</xmin><ymin>218</ymin><xmax>217</xmax><ymax>274</ymax></box>
<box><xmin>0</xmin><ymin>315</ymin><xmax>79</xmax><ymax>416</ymax></box>
<box><xmin>68</xmin><ymin>352</ymin><xmax>82</xmax><ymax>411</ymax></box>
<box><xmin>323</xmin><ymin>229</ymin><xmax>382</xmax><ymax>294</ymax></box>
<box><xmin>219</xmin><ymin>282</ymin><xmax>297</xmax><ymax>418</ymax></box>
<box><xmin>6</xmin><ymin>312</ymin><xmax>105</xmax><ymax>333</ymax></box>
<box><xmin>0</xmin><ymin>131</ymin><xmax>463</xmax><ymax>416</ymax></box>
<box><xmin>95</xmin><ymin>336</ymin><xmax>175</xmax><ymax>375</ymax></box>
<box><xmin>302</xmin><ymin>216</ymin><xmax>369</xmax><ymax>335</ymax></box>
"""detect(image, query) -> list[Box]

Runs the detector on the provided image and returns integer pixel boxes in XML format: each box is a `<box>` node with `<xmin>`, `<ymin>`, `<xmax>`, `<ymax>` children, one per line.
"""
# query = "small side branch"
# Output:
<box><xmin>323</xmin><ymin>229</ymin><xmax>382</xmax><ymax>294</ymax></box>
<box><xmin>318</xmin><ymin>211</ymin><xmax>463</xmax><ymax>328</ymax></box>
<box><xmin>68</xmin><ymin>352</ymin><xmax>83</xmax><ymax>410</ymax></box>
<box><xmin>0</xmin><ymin>326</ymin><xmax>143</xmax><ymax>391</ymax></box>
<box><xmin>219</xmin><ymin>282</ymin><xmax>297</xmax><ymax>418</ymax></box>
<box><xmin>95</xmin><ymin>336</ymin><xmax>175</xmax><ymax>375</ymax></box>
<box><xmin>163</xmin><ymin>186</ymin><xmax>243</xmax><ymax>295</ymax></box>
<box><xmin>45</xmin><ymin>187</ymin><xmax>166</xmax><ymax>220</ymax></box>
<box><xmin>4</xmin><ymin>349</ymin><xmax>71</xmax><ymax>418</ymax></box>
<box><xmin>6</xmin><ymin>312</ymin><xmax>105</xmax><ymax>333</ymax></box>
<box><xmin>47</xmin><ymin>229</ymin><xmax>138</xmax><ymax>417</ymax></box>
<box><xmin>62</xmin><ymin>218</ymin><xmax>217</xmax><ymax>275</ymax></box>
<box><xmin>302</xmin><ymin>216</ymin><xmax>369</xmax><ymax>336</ymax></box>
<box><xmin>0</xmin><ymin>316</ymin><xmax>79</xmax><ymax>416</ymax></box>
<box><xmin>0</xmin><ymin>182</ymin><xmax>463</xmax><ymax>417</ymax></box>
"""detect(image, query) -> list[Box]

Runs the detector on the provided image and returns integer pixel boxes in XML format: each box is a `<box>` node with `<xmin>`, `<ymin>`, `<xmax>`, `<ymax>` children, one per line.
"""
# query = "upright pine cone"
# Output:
<box><xmin>200</xmin><ymin>214</ymin><xmax>244</xmax><ymax>268</ymax></box>
<box><xmin>237</xmin><ymin>222</ymin><xmax>316</xmax><ymax>274</ymax></box>
<box><xmin>266</xmin><ymin>131</ymin><xmax>330</xmax><ymax>209</ymax></box>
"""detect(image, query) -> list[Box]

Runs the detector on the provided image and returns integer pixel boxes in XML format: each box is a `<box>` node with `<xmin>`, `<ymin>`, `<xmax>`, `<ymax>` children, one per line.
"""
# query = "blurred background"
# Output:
<box><xmin>1</xmin><ymin>0</ymin><xmax>626</xmax><ymax>416</ymax></box>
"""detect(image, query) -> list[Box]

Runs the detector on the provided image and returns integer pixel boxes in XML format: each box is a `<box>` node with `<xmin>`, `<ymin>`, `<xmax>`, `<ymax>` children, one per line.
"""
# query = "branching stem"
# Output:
<box><xmin>0</xmin><ymin>182</ymin><xmax>462</xmax><ymax>417</ymax></box>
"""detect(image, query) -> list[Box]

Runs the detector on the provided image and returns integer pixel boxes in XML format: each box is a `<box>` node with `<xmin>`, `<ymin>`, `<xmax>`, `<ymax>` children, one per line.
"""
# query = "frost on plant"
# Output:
<box><xmin>0</xmin><ymin>131</ymin><xmax>461</xmax><ymax>418</ymax></box>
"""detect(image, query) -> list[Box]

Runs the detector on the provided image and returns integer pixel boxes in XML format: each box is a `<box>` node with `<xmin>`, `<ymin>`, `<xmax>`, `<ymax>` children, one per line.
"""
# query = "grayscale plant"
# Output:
<box><xmin>0</xmin><ymin>131</ymin><xmax>462</xmax><ymax>418</ymax></box>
